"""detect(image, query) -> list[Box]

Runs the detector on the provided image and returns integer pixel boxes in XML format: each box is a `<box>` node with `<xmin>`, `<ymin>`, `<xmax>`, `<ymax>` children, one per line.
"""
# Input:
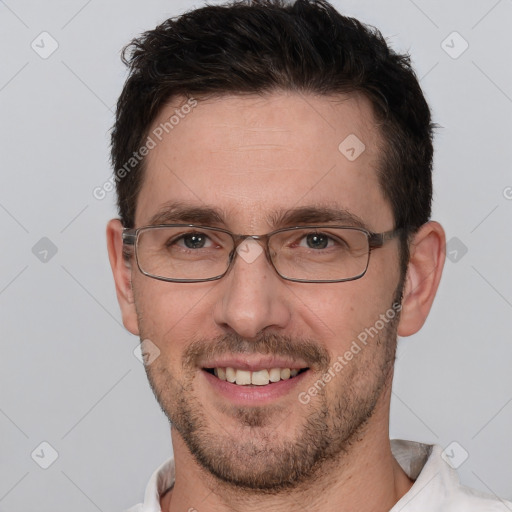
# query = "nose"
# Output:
<box><xmin>213</xmin><ymin>238</ymin><xmax>292</xmax><ymax>339</ymax></box>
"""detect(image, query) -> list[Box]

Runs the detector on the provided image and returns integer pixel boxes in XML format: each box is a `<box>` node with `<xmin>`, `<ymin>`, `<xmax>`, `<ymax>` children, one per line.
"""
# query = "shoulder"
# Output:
<box><xmin>445</xmin><ymin>484</ymin><xmax>512</xmax><ymax>511</ymax></box>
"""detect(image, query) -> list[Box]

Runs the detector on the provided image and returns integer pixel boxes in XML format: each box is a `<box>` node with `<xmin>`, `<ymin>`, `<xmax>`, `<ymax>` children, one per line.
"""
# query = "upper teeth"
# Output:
<box><xmin>213</xmin><ymin>367</ymin><xmax>301</xmax><ymax>386</ymax></box>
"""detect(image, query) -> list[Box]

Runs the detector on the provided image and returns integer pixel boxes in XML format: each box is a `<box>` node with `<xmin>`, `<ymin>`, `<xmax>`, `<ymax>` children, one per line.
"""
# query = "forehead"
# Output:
<box><xmin>136</xmin><ymin>92</ymin><xmax>392</xmax><ymax>231</ymax></box>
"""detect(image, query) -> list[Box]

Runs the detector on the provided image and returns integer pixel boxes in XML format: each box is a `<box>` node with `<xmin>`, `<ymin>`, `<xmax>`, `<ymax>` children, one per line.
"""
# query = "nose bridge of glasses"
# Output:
<box><xmin>229</xmin><ymin>234</ymin><xmax>274</xmax><ymax>269</ymax></box>
<box><xmin>232</xmin><ymin>233</ymin><xmax>266</xmax><ymax>244</ymax></box>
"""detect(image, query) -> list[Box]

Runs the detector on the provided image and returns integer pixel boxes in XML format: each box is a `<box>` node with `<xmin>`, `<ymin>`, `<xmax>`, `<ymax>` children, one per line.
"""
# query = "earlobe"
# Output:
<box><xmin>397</xmin><ymin>221</ymin><xmax>445</xmax><ymax>337</ymax></box>
<box><xmin>106</xmin><ymin>219</ymin><xmax>140</xmax><ymax>335</ymax></box>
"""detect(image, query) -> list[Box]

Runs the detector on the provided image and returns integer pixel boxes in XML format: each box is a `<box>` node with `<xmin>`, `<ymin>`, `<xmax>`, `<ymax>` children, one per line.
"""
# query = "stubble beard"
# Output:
<box><xmin>141</xmin><ymin>288</ymin><xmax>402</xmax><ymax>493</ymax></box>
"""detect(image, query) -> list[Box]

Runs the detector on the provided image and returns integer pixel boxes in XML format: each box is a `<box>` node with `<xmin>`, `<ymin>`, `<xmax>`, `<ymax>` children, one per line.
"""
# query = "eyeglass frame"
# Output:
<box><xmin>122</xmin><ymin>224</ymin><xmax>402</xmax><ymax>284</ymax></box>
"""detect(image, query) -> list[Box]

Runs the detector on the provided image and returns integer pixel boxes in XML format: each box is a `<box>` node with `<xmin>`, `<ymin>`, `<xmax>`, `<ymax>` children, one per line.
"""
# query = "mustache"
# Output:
<box><xmin>183</xmin><ymin>332</ymin><xmax>330</xmax><ymax>370</ymax></box>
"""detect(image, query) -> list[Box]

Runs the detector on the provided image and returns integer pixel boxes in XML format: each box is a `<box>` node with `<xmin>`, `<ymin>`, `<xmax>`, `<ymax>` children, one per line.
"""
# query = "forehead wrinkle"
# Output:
<box><xmin>232</xmin><ymin>144</ymin><xmax>291</xmax><ymax>151</ymax></box>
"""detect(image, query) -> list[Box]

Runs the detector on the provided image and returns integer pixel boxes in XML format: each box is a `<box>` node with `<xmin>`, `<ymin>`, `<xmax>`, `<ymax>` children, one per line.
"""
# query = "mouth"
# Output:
<box><xmin>199</xmin><ymin>355</ymin><xmax>312</xmax><ymax>405</ymax></box>
<box><xmin>203</xmin><ymin>366</ymin><xmax>309</xmax><ymax>386</ymax></box>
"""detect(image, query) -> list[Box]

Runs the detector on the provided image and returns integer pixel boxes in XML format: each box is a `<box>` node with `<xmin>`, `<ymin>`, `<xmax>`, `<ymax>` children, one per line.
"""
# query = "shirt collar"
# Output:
<box><xmin>390</xmin><ymin>439</ymin><xmax>455</xmax><ymax>511</ymax></box>
<box><xmin>140</xmin><ymin>457</ymin><xmax>175</xmax><ymax>512</ymax></box>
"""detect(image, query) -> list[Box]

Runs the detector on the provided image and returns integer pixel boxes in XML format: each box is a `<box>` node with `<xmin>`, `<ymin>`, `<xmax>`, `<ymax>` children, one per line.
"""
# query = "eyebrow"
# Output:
<box><xmin>148</xmin><ymin>201</ymin><xmax>224</xmax><ymax>226</ymax></box>
<box><xmin>146</xmin><ymin>201</ymin><xmax>370</xmax><ymax>231</ymax></box>
<box><xmin>269</xmin><ymin>206</ymin><xmax>369</xmax><ymax>230</ymax></box>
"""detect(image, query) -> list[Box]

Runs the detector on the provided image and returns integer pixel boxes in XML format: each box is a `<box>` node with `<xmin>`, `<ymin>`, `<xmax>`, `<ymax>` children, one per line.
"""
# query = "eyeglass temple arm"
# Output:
<box><xmin>368</xmin><ymin>228</ymin><xmax>403</xmax><ymax>248</ymax></box>
<box><xmin>122</xmin><ymin>229</ymin><xmax>137</xmax><ymax>245</ymax></box>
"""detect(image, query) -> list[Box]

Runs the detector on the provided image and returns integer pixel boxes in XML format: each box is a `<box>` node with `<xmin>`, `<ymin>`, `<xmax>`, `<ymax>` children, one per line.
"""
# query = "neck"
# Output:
<box><xmin>162</xmin><ymin>382</ymin><xmax>413</xmax><ymax>512</ymax></box>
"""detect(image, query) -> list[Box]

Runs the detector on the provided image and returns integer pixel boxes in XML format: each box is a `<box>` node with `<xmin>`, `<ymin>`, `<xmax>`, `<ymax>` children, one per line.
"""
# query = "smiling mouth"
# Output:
<box><xmin>204</xmin><ymin>367</ymin><xmax>309</xmax><ymax>386</ymax></box>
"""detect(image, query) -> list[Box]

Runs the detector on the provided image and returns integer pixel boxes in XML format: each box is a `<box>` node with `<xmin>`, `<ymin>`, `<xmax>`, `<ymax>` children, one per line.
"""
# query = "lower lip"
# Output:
<box><xmin>202</xmin><ymin>369</ymin><xmax>309</xmax><ymax>406</ymax></box>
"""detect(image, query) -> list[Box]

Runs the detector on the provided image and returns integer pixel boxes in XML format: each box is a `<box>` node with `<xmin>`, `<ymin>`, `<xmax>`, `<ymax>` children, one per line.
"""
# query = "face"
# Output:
<box><xmin>124</xmin><ymin>92</ymin><xmax>404</xmax><ymax>490</ymax></box>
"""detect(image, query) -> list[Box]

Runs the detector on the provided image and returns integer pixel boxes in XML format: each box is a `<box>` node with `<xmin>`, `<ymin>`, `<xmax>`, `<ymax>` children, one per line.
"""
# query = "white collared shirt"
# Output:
<box><xmin>125</xmin><ymin>439</ymin><xmax>512</xmax><ymax>511</ymax></box>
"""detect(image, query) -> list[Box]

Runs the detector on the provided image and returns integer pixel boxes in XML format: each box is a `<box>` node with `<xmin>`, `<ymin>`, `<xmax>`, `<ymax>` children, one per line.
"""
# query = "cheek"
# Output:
<box><xmin>291</xmin><ymin>277</ymin><xmax>399</xmax><ymax>351</ymax></box>
<box><xmin>133</xmin><ymin>278</ymin><xmax>215</xmax><ymax>353</ymax></box>
<box><xmin>292</xmin><ymin>287</ymin><xmax>358</xmax><ymax>337</ymax></box>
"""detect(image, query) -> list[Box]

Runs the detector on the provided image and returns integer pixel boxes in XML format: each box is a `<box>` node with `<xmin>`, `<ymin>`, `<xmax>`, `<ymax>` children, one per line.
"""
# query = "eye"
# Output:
<box><xmin>299</xmin><ymin>232</ymin><xmax>334</xmax><ymax>250</ymax></box>
<box><xmin>174</xmin><ymin>232</ymin><xmax>214</xmax><ymax>249</ymax></box>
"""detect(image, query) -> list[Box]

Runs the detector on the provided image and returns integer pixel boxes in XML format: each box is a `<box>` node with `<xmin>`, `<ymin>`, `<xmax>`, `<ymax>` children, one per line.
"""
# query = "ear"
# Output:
<box><xmin>106</xmin><ymin>219</ymin><xmax>139</xmax><ymax>335</ymax></box>
<box><xmin>398</xmin><ymin>221</ymin><xmax>445</xmax><ymax>337</ymax></box>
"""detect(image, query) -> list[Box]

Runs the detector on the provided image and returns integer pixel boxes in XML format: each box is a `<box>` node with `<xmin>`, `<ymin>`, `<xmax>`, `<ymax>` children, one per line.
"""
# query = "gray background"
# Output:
<box><xmin>0</xmin><ymin>0</ymin><xmax>511</xmax><ymax>510</ymax></box>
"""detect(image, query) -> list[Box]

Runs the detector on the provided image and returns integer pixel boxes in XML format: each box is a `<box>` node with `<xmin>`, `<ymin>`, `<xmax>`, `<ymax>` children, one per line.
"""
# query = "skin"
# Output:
<box><xmin>107</xmin><ymin>92</ymin><xmax>445</xmax><ymax>512</ymax></box>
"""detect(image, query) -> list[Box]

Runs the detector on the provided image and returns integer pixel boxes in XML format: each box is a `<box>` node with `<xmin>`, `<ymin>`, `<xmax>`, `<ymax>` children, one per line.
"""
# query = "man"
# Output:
<box><xmin>106</xmin><ymin>0</ymin><xmax>511</xmax><ymax>510</ymax></box>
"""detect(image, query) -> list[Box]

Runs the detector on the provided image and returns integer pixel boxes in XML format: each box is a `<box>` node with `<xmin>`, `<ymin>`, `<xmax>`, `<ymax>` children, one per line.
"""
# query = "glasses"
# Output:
<box><xmin>122</xmin><ymin>224</ymin><xmax>401</xmax><ymax>283</ymax></box>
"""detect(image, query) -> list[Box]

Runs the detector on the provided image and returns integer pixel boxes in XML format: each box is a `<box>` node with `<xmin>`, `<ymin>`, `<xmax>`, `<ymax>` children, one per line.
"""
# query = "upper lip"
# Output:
<box><xmin>200</xmin><ymin>355</ymin><xmax>309</xmax><ymax>372</ymax></box>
